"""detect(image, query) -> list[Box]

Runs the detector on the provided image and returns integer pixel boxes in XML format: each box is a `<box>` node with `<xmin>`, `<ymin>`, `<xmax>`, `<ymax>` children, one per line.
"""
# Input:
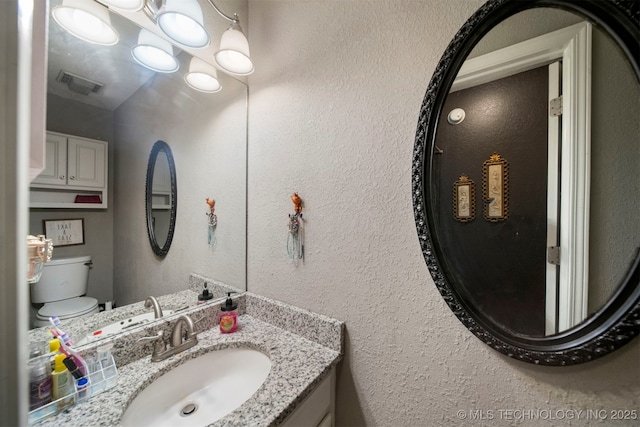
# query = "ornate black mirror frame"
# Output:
<box><xmin>413</xmin><ymin>0</ymin><xmax>639</xmax><ymax>366</ymax></box>
<box><xmin>145</xmin><ymin>140</ymin><xmax>177</xmax><ymax>258</ymax></box>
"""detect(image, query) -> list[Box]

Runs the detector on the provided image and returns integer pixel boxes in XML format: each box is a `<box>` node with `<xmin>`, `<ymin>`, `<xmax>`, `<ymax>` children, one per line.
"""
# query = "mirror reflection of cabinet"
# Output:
<box><xmin>151</xmin><ymin>150</ymin><xmax>172</xmax><ymax>248</ymax></box>
<box><xmin>151</xmin><ymin>151</ymin><xmax>171</xmax><ymax>209</ymax></box>
<box><xmin>30</xmin><ymin>131</ymin><xmax>108</xmax><ymax>208</ymax></box>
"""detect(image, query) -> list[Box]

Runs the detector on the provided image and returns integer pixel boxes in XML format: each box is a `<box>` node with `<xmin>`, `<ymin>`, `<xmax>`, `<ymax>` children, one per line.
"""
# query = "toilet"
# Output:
<box><xmin>30</xmin><ymin>255</ymin><xmax>99</xmax><ymax>328</ymax></box>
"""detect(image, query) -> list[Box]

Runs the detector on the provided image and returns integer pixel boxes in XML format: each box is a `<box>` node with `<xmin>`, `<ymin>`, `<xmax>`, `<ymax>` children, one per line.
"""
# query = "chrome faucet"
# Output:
<box><xmin>139</xmin><ymin>315</ymin><xmax>199</xmax><ymax>362</ymax></box>
<box><xmin>144</xmin><ymin>296</ymin><xmax>163</xmax><ymax>319</ymax></box>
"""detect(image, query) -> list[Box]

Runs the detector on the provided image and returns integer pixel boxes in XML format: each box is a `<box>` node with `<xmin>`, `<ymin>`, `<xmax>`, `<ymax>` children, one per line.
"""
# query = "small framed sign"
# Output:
<box><xmin>43</xmin><ymin>218</ymin><xmax>85</xmax><ymax>247</ymax></box>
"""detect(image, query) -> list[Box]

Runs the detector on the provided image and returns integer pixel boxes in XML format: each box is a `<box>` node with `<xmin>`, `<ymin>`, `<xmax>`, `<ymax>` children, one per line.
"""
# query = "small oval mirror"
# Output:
<box><xmin>145</xmin><ymin>140</ymin><xmax>177</xmax><ymax>257</ymax></box>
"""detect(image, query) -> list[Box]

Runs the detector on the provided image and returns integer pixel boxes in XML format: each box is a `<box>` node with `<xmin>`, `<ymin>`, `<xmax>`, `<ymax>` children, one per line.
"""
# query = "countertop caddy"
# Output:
<box><xmin>33</xmin><ymin>281</ymin><xmax>344</xmax><ymax>426</ymax></box>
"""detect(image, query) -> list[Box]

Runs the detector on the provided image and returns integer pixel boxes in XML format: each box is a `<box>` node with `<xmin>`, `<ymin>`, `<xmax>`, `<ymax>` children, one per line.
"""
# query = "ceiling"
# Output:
<box><xmin>47</xmin><ymin>0</ymin><xmax>247</xmax><ymax>111</ymax></box>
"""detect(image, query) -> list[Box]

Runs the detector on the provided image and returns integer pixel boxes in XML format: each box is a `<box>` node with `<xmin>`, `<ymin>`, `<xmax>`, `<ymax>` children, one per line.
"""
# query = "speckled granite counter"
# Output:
<box><xmin>28</xmin><ymin>290</ymin><xmax>200</xmax><ymax>346</ymax></box>
<box><xmin>28</xmin><ymin>275</ymin><xmax>242</xmax><ymax>348</ymax></box>
<box><xmin>31</xmin><ymin>281</ymin><xmax>344</xmax><ymax>427</ymax></box>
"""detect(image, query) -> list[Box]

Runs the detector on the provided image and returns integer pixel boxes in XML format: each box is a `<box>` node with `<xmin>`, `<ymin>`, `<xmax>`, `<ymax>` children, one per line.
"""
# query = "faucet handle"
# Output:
<box><xmin>138</xmin><ymin>330</ymin><xmax>166</xmax><ymax>355</ymax></box>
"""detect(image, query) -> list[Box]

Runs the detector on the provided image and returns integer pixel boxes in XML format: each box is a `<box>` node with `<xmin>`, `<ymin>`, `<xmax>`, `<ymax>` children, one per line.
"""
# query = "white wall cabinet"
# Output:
<box><xmin>282</xmin><ymin>369</ymin><xmax>335</xmax><ymax>427</ymax></box>
<box><xmin>30</xmin><ymin>131</ymin><xmax>108</xmax><ymax>208</ymax></box>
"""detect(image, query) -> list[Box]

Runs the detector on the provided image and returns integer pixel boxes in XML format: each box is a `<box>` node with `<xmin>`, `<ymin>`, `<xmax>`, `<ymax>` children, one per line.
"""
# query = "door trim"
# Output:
<box><xmin>451</xmin><ymin>22</ymin><xmax>592</xmax><ymax>333</ymax></box>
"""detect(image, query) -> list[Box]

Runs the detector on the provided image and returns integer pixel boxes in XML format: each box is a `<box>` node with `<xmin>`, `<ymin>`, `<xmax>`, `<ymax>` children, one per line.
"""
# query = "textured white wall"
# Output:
<box><xmin>113</xmin><ymin>68</ymin><xmax>247</xmax><ymax>306</ymax></box>
<box><xmin>246</xmin><ymin>1</ymin><xmax>640</xmax><ymax>425</ymax></box>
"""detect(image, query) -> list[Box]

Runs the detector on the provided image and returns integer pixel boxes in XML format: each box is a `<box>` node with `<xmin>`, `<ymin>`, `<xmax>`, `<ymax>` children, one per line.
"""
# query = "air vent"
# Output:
<box><xmin>56</xmin><ymin>70</ymin><xmax>104</xmax><ymax>96</ymax></box>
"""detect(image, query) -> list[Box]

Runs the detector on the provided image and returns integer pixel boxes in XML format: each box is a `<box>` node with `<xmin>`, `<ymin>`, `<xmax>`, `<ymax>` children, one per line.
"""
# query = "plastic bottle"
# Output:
<box><xmin>219</xmin><ymin>292</ymin><xmax>238</xmax><ymax>333</ymax></box>
<box><xmin>75</xmin><ymin>377</ymin><xmax>89</xmax><ymax>401</ymax></box>
<box><xmin>48</xmin><ymin>338</ymin><xmax>60</xmax><ymax>354</ymax></box>
<box><xmin>28</xmin><ymin>355</ymin><xmax>52</xmax><ymax>410</ymax></box>
<box><xmin>51</xmin><ymin>354</ymin><xmax>72</xmax><ymax>400</ymax></box>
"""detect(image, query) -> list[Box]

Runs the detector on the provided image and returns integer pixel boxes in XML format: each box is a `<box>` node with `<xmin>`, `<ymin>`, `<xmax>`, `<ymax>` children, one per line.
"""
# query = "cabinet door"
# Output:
<box><xmin>32</xmin><ymin>133</ymin><xmax>67</xmax><ymax>185</ymax></box>
<box><xmin>67</xmin><ymin>137</ymin><xmax>106</xmax><ymax>188</ymax></box>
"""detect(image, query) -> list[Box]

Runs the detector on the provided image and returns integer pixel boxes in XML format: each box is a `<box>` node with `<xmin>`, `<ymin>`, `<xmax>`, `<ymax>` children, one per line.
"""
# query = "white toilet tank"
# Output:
<box><xmin>30</xmin><ymin>255</ymin><xmax>92</xmax><ymax>303</ymax></box>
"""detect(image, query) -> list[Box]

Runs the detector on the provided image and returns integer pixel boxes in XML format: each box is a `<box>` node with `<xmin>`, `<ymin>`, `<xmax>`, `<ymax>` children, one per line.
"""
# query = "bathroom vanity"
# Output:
<box><xmin>29</xmin><ymin>275</ymin><xmax>344</xmax><ymax>426</ymax></box>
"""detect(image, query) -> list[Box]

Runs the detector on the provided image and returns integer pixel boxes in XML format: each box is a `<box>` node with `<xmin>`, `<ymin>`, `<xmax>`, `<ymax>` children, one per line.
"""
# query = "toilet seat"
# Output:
<box><xmin>36</xmin><ymin>296</ymin><xmax>99</xmax><ymax>322</ymax></box>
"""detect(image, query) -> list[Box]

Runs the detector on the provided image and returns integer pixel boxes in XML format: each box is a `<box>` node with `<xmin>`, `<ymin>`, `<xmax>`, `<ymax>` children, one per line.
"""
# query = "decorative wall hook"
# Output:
<box><xmin>288</xmin><ymin>193</ymin><xmax>304</xmax><ymax>263</ymax></box>
<box><xmin>291</xmin><ymin>192</ymin><xmax>303</xmax><ymax>213</ymax></box>
<box><xmin>206</xmin><ymin>198</ymin><xmax>217</xmax><ymax>246</ymax></box>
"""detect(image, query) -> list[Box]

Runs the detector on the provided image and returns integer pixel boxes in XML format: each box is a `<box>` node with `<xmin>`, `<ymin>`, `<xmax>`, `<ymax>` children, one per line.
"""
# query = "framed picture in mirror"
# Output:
<box><xmin>43</xmin><ymin>218</ymin><xmax>85</xmax><ymax>246</ymax></box>
<box><xmin>482</xmin><ymin>153</ymin><xmax>509</xmax><ymax>222</ymax></box>
<box><xmin>453</xmin><ymin>175</ymin><xmax>475</xmax><ymax>222</ymax></box>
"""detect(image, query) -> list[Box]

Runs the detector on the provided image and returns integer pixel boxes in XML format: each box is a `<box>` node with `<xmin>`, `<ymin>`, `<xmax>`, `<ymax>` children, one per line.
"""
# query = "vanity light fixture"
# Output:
<box><xmin>131</xmin><ymin>28</ymin><xmax>180</xmax><ymax>73</ymax></box>
<box><xmin>185</xmin><ymin>57</ymin><xmax>222</xmax><ymax>93</ymax></box>
<box><xmin>143</xmin><ymin>0</ymin><xmax>210</xmax><ymax>48</ymax></box>
<box><xmin>208</xmin><ymin>0</ymin><xmax>254</xmax><ymax>76</ymax></box>
<box><xmin>144</xmin><ymin>0</ymin><xmax>254</xmax><ymax>75</ymax></box>
<box><xmin>51</xmin><ymin>0</ymin><xmax>119</xmax><ymax>46</ymax></box>
<box><xmin>96</xmin><ymin>0</ymin><xmax>145</xmax><ymax>11</ymax></box>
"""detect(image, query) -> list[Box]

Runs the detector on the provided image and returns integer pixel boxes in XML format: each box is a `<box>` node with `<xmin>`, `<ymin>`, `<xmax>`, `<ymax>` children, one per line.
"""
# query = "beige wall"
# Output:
<box><xmin>589</xmin><ymin>27</ymin><xmax>640</xmax><ymax>312</ymax></box>
<box><xmin>246</xmin><ymin>1</ymin><xmax>639</xmax><ymax>425</ymax></box>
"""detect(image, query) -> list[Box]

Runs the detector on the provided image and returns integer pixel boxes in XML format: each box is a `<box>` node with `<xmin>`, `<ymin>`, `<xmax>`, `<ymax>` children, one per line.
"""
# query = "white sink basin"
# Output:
<box><xmin>121</xmin><ymin>348</ymin><xmax>272</xmax><ymax>427</ymax></box>
<box><xmin>76</xmin><ymin>310</ymin><xmax>175</xmax><ymax>346</ymax></box>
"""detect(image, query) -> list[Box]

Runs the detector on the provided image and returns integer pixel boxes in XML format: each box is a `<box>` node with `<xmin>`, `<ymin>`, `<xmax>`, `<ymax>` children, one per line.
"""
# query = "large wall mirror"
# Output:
<box><xmin>29</xmin><ymin>0</ymin><xmax>247</xmax><ymax>340</ymax></box>
<box><xmin>413</xmin><ymin>0</ymin><xmax>639</xmax><ymax>365</ymax></box>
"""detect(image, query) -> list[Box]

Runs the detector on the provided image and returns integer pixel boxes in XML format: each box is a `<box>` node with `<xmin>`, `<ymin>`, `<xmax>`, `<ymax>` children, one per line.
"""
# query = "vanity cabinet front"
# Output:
<box><xmin>30</xmin><ymin>131</ymin><xmax>108</xmax><ymax>208</ymax></box>
<box><xmin>282</xmin><ymin>368</ymin><xmax>335</xmax><ymax>427</ymax></box>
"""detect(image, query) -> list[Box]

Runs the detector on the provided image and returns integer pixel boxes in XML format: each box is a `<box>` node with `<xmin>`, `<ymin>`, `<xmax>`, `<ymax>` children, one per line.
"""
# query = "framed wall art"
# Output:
<box><xmin>482</xmin><ymin>153</ymin><xmax>509</xmax><ymax>222</ymax></box>
<box><xmin>453</xmin><ymin>175</ymin><xmax>475</xmax><ymax>222</ymax></box>
<box><xmin>43</xmin><ymin>218</ymin><xmax>85</xmax><ymax>247</ymax></box>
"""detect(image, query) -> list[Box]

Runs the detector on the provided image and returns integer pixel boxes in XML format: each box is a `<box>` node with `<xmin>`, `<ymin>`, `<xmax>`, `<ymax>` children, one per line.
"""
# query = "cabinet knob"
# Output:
<box><xmin>59</xmin><ymin>175</ymin><xmax>65</xmax><ymax>180</ymax></box>
<box><xmin>70</xmin><ymin>176</ymin><xmax>75</xmax><ymax>180</ymax></box>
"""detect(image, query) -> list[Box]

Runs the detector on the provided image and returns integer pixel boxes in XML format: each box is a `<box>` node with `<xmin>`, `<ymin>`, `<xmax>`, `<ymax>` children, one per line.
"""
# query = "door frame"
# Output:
<box><xmin>451</xmin><ymin>22</ymin><xmax>592</xmax><ymax>334</ymax></box>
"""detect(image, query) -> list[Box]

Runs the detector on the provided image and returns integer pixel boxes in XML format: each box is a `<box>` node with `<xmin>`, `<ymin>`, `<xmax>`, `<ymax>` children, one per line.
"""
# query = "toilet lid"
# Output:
<box><xmin>37</xmin><ymin>296</ymin><xmax>99</xmax><ymax>320</ymax></box>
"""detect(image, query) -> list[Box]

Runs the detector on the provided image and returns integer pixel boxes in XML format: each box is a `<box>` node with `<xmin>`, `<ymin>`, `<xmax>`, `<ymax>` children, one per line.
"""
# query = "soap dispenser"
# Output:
<box><xmin>198</xmin><ymin>282</ymin><xmax>213</xmax><ymax>304</ymax></box>
<box><xmin>219</xmin><ymin>292</ymin><xmax>238</xmax><ymax>333</ymax></box>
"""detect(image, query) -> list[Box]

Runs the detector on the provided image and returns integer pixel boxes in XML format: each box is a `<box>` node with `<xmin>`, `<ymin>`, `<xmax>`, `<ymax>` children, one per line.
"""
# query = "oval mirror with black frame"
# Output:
<box><xmin>146</xmin><ymin>140</ymin><xmax>177</xmax><ymax>258</ymax></box>
<box><xmin>413</xmin><ymin>0</ymin><xmax>639</xmax><ymax>366</ymax></box>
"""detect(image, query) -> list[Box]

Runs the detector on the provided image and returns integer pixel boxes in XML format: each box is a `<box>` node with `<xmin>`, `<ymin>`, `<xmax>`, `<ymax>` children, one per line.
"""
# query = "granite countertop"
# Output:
<box><xmin>28</xmin><ymin>290</ymin><xmax>201</xmax><ymax>346</ymax></box>
<box><xmin>33</xmin><ymin>279</ymin><xmax>344</xmax><ymax>427</ymax></box>
<box><xmin>28</xmin><ymin>275</ymin><xmax>241</xmax><ymax>347</ymax></box>
<box><xmin>38</xmin><ymin>315</ymin><xmax>341</xmax><ymax>426</ymax></box>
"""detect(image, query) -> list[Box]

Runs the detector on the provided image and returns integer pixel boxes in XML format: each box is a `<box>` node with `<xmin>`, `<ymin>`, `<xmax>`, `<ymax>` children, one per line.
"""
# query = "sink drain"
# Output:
<box><xmin>180</xmin><ymin>403</ymin><xmax>198</xmax><ymax>417</ymax></box>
